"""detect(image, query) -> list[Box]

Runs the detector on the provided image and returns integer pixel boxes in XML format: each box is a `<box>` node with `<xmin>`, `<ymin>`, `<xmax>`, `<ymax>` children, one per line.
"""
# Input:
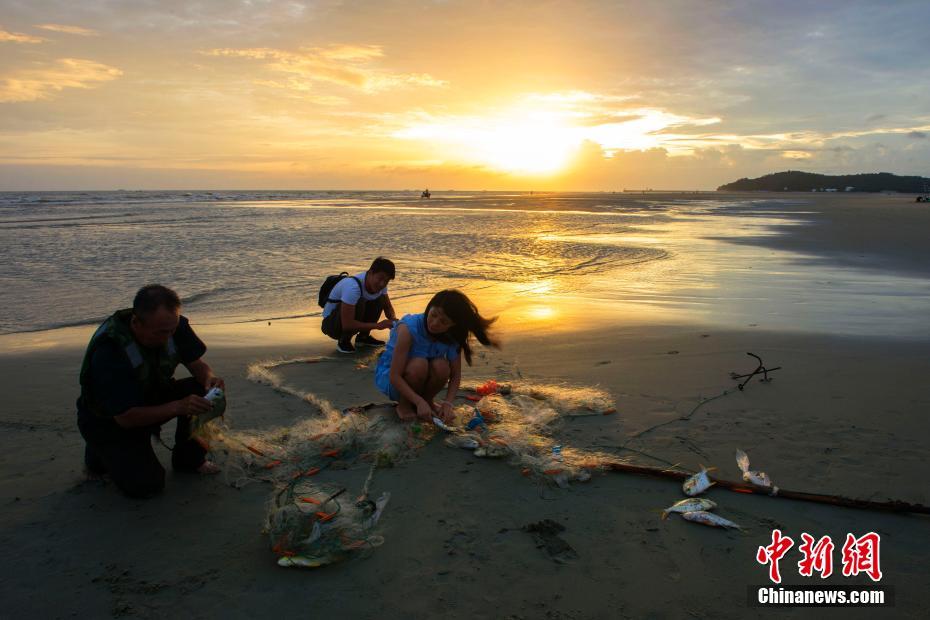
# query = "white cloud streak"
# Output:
<box><xmin>34</xmin><ymin>24</ymin><xmax>100</xmax><ymax>37</ymax></box>
<box><xmin>206</xmin><ymin>44</ymin><xmax>447</xmax><ymax>92</ymax></box>
<box><xmin>0</xmin><ymin>28</ymin><xmax>44</xmax><ymax>44</ymax></box>
<box><xmin>0</xmin><ymin>59</ymin><xmax>123</xmax><ymax>103</ymax></box>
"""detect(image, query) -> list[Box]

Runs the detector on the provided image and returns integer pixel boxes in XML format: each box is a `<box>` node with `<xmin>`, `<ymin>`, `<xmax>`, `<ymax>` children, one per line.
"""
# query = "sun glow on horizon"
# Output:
<box><xmin>395</xmin><ymin>107</ymin><xmax>581</xmax><ymax>174</ymax></box>
<box><xmin>393</xmin><ymin>95</ymin><xmax>722</xmax><ymax>176</ymax></box>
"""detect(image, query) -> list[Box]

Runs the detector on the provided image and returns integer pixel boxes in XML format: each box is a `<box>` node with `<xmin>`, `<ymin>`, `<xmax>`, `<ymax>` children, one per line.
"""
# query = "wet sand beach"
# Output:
<box><xmin>1</xmin><ymin>193</ymin><xmax>929</xmax><ymax>618</ymax></box>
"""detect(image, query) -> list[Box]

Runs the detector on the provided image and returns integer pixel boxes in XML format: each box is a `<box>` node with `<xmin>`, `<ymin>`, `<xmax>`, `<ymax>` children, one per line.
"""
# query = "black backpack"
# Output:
<box><xmin>317</xmin><ymin>272</ymin><xmax>362</xmax><ymax>307</ymax></box>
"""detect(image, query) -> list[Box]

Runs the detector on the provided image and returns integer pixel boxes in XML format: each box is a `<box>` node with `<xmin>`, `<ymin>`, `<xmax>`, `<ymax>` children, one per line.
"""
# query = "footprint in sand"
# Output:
<box><xmin>522</xmin><ymin>519</ymin><xmax>578</xmax><ymax>564</ymax></box>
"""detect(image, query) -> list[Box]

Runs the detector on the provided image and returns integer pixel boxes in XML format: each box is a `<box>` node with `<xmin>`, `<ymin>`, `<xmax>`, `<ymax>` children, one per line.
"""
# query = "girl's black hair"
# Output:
<box><xmin>424</xmin><ymin>289</ymin><xmax>498</xmax><ymax>365</ymax></box>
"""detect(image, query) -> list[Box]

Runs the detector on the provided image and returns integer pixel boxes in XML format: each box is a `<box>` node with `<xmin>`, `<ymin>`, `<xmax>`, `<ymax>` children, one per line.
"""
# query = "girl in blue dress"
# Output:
<box><xmin>375</xmin><ymin>289</ymin><xmax>497</xmax><ymax>422</ymax></box>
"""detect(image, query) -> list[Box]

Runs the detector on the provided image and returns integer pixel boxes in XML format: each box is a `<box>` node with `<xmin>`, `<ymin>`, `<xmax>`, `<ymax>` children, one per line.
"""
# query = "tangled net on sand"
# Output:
<box><xmin>202</xmin><ymin>357</ymin><xmax>618</xmax><ymax>568</ymax></box>
<box><xmin>443</xmin><ymin>382</ymin><xmax>618</xmax><ymax>488</ymax></box>
<box><xmin>206</xmin><ymin>402</ymin><xmax>423</xmax><ymax>568</ymax></box>
<box><xmin>200</xmin><ymin>357</ymin><xmax>436</xmax><ymax>568</ymax></box>
<box><xmin>267</xmin><ymin>479</ymin><xmax>391</xmax><ymax>568</ymax></box>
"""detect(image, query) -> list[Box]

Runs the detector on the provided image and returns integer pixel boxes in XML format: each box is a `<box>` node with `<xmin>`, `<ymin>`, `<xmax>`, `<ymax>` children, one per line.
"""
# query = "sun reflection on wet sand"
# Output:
<box><xmin>446</xmin><ymin>202</ymin><xmax>930</xmax><ymax>339</ymax></box>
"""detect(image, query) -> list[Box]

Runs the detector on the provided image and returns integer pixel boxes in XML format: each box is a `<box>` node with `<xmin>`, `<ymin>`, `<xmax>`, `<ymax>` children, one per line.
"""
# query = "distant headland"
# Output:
<box><xmin>717</xmin><ymin>171</ymin><xmax>930</xmax><ymax>193</ymax></box>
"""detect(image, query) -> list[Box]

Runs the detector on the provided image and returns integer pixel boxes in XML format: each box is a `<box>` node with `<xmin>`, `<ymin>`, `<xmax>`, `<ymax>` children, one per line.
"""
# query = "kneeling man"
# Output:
<box><xmin>77</xmin><ymin>284</ymin><xmax>225</xmax><ymax>498</ymax></box>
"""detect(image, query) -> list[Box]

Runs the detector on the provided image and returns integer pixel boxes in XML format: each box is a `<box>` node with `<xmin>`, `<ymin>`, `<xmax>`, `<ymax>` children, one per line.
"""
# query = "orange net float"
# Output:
<box><xmin>475</xmin><ymin>380</ymin><xmax>499</xmax><ymax>396</ymax></box>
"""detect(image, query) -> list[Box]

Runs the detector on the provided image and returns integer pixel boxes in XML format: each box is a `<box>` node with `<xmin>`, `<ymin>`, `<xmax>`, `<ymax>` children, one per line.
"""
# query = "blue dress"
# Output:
<box><xmin>375</xmin><ymin>313</ymin><xmax>460</xmax><ymax>400</ymax></box>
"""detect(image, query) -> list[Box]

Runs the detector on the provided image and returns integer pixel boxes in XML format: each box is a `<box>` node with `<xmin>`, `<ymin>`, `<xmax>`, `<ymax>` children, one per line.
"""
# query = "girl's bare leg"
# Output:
<box><xmin>396</xmin><ymin>358</ymin><xmax>428</xmax><ymax>421</ymax></box>
<box><xmin>425</xmin><ymin>358</ymin><xmax>450</xmax><ymax>407</ymax></box>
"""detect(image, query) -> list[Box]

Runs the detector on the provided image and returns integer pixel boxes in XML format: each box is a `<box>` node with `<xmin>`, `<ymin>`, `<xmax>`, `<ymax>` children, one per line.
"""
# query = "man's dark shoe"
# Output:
<box><xmin>356</xmin><ymin>334</ymin><xmax>385</xmax><ymax>347</ymax></box>
<box><xmin>336</xmin><ymin>337</ymin><xmax>356</xmax><ymax>353</ymax></box>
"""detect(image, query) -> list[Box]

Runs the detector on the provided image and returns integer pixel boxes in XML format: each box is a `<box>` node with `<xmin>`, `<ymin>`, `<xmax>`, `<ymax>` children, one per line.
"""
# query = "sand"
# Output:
<box><xmin>2</xmin><ymin>194</ymin><xmax>929</xmax><ymax>618</ymax></box>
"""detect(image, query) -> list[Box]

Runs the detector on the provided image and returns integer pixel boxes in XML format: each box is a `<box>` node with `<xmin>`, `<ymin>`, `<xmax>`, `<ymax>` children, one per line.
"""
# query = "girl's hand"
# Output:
<box><xmin>438</xmin><ymin>401</ymin><xmax>455</xmax><ymax>423</ymax></box>
<box><xmin>415</xmin><ymin>399</ymin><xmax>434</xmax><ymax>421</ymax></box>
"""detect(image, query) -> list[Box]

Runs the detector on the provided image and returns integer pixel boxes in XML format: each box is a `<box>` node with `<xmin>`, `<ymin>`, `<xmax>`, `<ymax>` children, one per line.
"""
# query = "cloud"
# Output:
<box><xmin>318</xmin><ymin>45</ymin><xmax>383</xmax><ymax>62</ymax></box>
<box><xmin>206</xmin><ymin>44</ymin><xmax>447</xmax><ymax>93</ymax></box>
<box><xmin>907</xmin><ymin>130</ymin><xmax>927</xmax><ymax>139</ymax></box>
<box><xmin>251</xmin><ymin>80</ymin><xmax>349</xmax><ymax>105</ymax></box>
<box><xmin>0</xmin><ymin>28</ymin><xmax>44</xmax><ymax>44</ymax></box>
<box><xmin>0</xmin><ymin>58</ymin><xmax>122</xmax><ymax>103</ymax></box>
<box><xmin>35</xmin><ymin>24</ymin><xmax>99</xmax><ymax>36</ymax></box>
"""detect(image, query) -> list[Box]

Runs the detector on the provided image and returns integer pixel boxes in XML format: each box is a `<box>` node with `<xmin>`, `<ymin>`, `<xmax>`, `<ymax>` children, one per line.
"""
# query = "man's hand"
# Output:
<box><xmin>174</xmin><ymin>395</ymin><xmax>213</xmax><ymax>418</ymax></box>
<box><xmin>187</xmin><ymin>359</ymin><xmax>224</xmax><ymax>393</ymax></box>
<box><xmin>376</xmin><ymin>319</ymin><xmax>394</xmax><ymax>330</ymax></box>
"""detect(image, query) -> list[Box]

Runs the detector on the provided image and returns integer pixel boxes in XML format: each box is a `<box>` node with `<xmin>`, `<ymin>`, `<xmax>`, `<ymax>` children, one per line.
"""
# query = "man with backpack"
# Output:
<box><xmin>320</xmin><ymin>257</ymin><xmax>398</xmax><ymax>353</ymax></box>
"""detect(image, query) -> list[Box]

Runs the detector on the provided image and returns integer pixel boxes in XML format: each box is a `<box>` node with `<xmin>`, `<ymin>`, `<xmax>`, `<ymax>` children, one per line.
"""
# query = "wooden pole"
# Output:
<box><xmin>605</xmin><ymin>461</ymin><xmax>930</xmax><ymax>515</ymax></box>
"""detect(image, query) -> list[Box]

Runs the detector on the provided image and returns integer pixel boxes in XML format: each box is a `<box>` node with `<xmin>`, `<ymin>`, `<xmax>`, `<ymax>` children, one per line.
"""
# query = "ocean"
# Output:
<box><xmin>2</xmin><ymin>190</ymin><xmax>928</xmax><ymax>338</ymax></box>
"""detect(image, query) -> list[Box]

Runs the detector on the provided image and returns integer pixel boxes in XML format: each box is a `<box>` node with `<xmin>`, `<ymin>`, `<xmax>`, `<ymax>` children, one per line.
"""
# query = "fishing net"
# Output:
<box><xmin>196</xmin><ymin>359</ymin><xmax>618</xmax><ymax>567</ymax></box>
<box><xmin>460</xmin><ymin>379</ymin><xmax>616</xmax><ymax>417</ymax></box>
<box><xmin>267</xmin><ymin>479</ymin><xmax>390</xmax><ymax>568</ymax></box>
<box><xmin>442</xmin><ymin>380</ymin><xmax>618</xmax><ymax>488</ymax></box>
<box><xmin>197</xmin><ymin>356</ymin><xmax>436</xmax><ymax>568</ymax></box>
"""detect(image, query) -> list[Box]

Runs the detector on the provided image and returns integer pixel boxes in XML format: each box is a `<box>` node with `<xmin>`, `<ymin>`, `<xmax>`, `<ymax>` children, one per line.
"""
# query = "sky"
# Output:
<box><xmin>1</xmin><ymin>0</ymin><xmax>929</xmax><ymax>190</ymax></box>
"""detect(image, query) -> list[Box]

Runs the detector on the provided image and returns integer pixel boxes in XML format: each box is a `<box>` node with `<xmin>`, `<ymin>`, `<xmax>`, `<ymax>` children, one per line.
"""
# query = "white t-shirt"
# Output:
<box><xmin>322</xmin><ymin>271</ymin><xmax>388</xmax><ymax>318</ymax></box>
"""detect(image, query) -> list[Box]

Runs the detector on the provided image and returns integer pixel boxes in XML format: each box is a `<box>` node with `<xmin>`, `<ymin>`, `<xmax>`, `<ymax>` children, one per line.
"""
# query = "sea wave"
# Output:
<box><xmin>0</xmin><ymin>191</ymin><xmax>679</xmax><ymax>334</ymax></box>
<box><xmin>0</xmin><ymin>315</ymin><xmax>106</xmax><ymax>336</ymax></box>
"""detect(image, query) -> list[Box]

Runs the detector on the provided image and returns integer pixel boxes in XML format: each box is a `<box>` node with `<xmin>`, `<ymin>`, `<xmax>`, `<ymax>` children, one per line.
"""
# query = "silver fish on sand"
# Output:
<box><xmin>735</xmin><ymin>449</ymin><xmax>774</xmax><ymax>488</ymax></box>
<box><xmin>444</xmin><ymin>434</ymin><xmax>480</xmax><ymax>450</ymax></box>
<box><xmin>432</xmin><ymin>416</ymin><xmax>458</xmax><ymax>432</ymax></box>
<box><xmin>662</xmin><ymin>498</ymin><xmax>717</xmax><ymax>519</ymax></box>
<box><xmin>680</xmin><ymin>510</ymin><xmax>743</xmax><ymax>530</ymax></box>
<box><xmin>682</xmin><ymin>466</ymin><xmax>716</xmax><ymax>496</ymax></box>
<box><xmin>278</xmin><ymin>554</ymin><xmax>331</xmax><ymax>568</ymax></box>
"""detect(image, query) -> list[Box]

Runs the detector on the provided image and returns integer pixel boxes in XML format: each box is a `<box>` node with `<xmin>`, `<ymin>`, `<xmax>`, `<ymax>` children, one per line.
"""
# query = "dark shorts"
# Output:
<box><xmin>321</xmin><ymin>296</ymin><xmax>385</xmax><ymax>340</ymax></box>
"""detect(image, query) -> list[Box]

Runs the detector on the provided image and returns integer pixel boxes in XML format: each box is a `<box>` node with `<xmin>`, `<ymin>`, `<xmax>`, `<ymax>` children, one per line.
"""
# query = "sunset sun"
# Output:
<box><xmin>395</xmin><ymin>105</ymin><xmax>584</xmax><ymax>175</ymax></box>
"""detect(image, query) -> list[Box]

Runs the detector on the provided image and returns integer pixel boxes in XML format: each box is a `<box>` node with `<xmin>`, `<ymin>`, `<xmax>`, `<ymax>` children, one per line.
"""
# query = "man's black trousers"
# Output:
<box><xmin>78</xmin><ymin>377</ymin><xmax>209</xmax><ymax>498</ymax></box>
<box><xmin>321</xmin><ymin>296</ymin><xmax>385</xmax><ymax>340</ymax></box>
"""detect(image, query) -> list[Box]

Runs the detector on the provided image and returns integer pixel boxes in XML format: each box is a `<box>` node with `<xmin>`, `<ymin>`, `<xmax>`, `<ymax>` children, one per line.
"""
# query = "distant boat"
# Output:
<box><xmin>421</xmin><ymin>189</ymin><xmax>431</xmax><ymax>199</ymax></box>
